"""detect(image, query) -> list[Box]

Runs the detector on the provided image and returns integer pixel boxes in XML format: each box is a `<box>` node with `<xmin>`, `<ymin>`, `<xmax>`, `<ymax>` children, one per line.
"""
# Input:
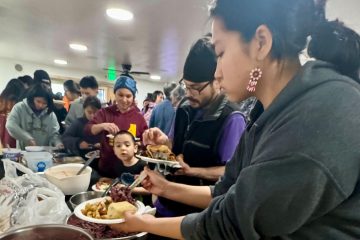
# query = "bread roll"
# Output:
<box><xmin>107</xmin><ymin>201</ymin><xmax>137</xmax><ymax>219</ymax></box>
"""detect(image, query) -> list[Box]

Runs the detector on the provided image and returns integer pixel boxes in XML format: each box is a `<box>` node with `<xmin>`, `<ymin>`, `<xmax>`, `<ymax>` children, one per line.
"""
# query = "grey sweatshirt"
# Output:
<box><xmin>64</xmin><ymin>97</ymin><xmax>84</xmax><ymax>128</ymax></box>
<box><xmin>6</xmin><ymin>99</ymin><xmax>62</xmax><ymax>150</ymax></box>
<box><xmin>181</xmin><ymin>61</ymin><xmax>360</xmax><ymax>239</ymax></box>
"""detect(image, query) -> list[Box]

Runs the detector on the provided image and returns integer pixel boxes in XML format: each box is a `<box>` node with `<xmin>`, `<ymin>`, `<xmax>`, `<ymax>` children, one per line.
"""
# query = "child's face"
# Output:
<box><xmin>113</xmin><ymin>134</ymin><xmax>138</xmax><ymax>162</ymax></box>
<box><xmin>84</xmin><ymin>106</ymin><xmax>98</xmax><ymax>121</ymax></box>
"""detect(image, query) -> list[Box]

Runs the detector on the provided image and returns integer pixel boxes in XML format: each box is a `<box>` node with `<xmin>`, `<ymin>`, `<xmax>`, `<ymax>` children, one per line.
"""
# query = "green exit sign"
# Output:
<box><xmin>108</xmin><ymin>68</ymin><xmax>117</xmax><ymax>81</ymax></box>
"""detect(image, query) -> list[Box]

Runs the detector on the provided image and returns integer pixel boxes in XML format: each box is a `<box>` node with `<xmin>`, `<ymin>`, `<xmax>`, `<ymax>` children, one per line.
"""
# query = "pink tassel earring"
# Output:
<box><xmin>246</xmin><ymin>67</ymin><xmax>262</xmax><ymax>92</ymax></box>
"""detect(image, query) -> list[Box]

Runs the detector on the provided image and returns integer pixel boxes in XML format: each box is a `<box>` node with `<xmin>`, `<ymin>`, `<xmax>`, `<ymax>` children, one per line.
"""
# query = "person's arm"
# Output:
<box><xmin>61</xmin><ymin>120</ymin><xmax>82</xmax><ymax>155</ymax></box>
<box><xmin>181</xmin><ymin>154</ymin><xmax>347</xmax><ymax>239</ymax></box>
<box><xmin>5</xmin><ymin>103</ymin><xmax>34</xmax><ymax>144</ymax></box>
<box><xmin>111</xmin><ymin>155</ymin><xmax>348</xmax><ymax>239</ymax></box>
<box><xmin>142</xmin><ymin>127</ymin><xmax>172</xmax><ymax>148</ymax></box>
<box><xmin>175</xmin><ymin>157</ymin><xmax>225</xmax><ymax>181</ymax></box>
<box><xmin>163</xmin><ymin>181</ymin><xmax>212</xmax><ymax>209</ymax></box>
<box><xmin>131</xmin><ymin>187</ymin><xmax>151</xmax><ymax>195</ymax></box>
<box><xmin>84</xmin><ymin>109</ymin><xmax>120</xmax><ymax>136</ymax></box>
<box><xmin>90</xmin><ymin>123</ymin><xmax>119</xmax><ymax>135</ymax></box>
<box><xmin>90</xmin><ymin>123</ymin><xmax>106</xmax><ymax>135</ymax></box>
<box><xmin>111</xmin><ymin>213</ymin><xmax>184</xmax><ymax>240</ymax></box>
<box><xmin>142</xmin><ymin>168</ymin><xmax>212</xmax><ymax>209</ymax></box>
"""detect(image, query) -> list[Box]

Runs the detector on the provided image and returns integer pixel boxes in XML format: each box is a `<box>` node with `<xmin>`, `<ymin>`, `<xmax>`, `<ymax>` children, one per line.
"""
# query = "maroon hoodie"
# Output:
<box><xmin>84</xmin><ymin>105</ymin><xmax>148</xmax><ymax>177</ymax></box>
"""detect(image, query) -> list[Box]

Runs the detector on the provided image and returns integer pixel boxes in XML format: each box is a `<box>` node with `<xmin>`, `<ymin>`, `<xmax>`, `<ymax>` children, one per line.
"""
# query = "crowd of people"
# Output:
<box><xmin>0</xmin><ymin>33</ymin><xmax>251</xmax><ymax>185</ymax></box>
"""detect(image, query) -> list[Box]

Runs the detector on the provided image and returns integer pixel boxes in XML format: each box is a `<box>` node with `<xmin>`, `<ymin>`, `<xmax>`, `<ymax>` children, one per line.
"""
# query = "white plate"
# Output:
<box><xmin>136</xmin><ymin>155</ymin><xmax>182</xmax><ymax>168</ymax></box>
<box><xmin>25</xmin><ymin>146</ymin><xmax>45</xmax><ymax>152</ymax></box>
<box><xmin>85</xmin><ymin>150</ymin><xmax>100</xmax><ymax>159</ymax></box>
<box><xmin>74</xmin><ymin>198</ymin><xmax>145</xmax><ymax>224</ymax></box>
<box><xmin>91</xmin><ymin>184</ymin><xmax>110</xmax><ymax>193</ymax></box>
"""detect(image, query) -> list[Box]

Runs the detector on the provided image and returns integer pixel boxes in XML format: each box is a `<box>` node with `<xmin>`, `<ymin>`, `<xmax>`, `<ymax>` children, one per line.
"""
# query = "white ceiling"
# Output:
<box><xmin>0</xmin><ymin>0</ymin><xmax>358</xmax><ymax>83</ymax></box>
<box><xmin>0</xmin><ymin>0</ymin><xmax>210</xmax><ymax>82</ymax></box>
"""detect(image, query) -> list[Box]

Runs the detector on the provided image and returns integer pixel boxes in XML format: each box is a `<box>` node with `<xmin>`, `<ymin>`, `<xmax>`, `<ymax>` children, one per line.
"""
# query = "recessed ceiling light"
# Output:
<box><xmin>106</xmin><ymin>8</ymin><xmax>133</xmax><ymax>21</ymax></box>
<box><xmin>150</xmin><ymin>75</ymin><xmax>161</xmax><ymax>80</ymax></box>
<box><xmin>69</xmin><ymin>43</ymin><xmax>88</xmax><ymax>51</ymax></box>
<box><xmin>54</xmin><ymin>59</ymin><xmax>67</xmax><ymax>65</ymax></box>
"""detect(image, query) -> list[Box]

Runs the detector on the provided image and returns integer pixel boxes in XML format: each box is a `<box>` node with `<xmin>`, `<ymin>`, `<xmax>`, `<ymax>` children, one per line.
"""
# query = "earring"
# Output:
<box><xmin>246</xmin><ymin>67</ymin><xmax>262</xmax><ymax>92</ymax></box>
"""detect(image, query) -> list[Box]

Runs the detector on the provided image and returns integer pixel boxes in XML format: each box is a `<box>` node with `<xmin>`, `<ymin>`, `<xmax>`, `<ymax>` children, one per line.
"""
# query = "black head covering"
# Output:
<box><xmin>182</xmin><ymin>36</ymin><xmax>217</xmax><ymax>83</ymax></box>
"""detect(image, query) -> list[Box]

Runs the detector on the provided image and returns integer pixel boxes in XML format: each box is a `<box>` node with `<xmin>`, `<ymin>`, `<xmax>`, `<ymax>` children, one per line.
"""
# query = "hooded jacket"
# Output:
<box><xmin>6</xmin><ymin>99</ymin><xmax>61</xmax><ymax>150</ymax></box>
<box><xmin>181</xmin><ymin>61</ymin><xmax>360</xmax><ymax>239</ymax></box>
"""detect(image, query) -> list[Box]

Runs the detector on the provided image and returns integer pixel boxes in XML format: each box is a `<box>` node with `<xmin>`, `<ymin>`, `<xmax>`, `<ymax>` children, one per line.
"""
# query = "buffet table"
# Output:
<box><xmin>0</xmin><ymin>149</ymin><xmax>157</xmax><ymax>240</ymax></box>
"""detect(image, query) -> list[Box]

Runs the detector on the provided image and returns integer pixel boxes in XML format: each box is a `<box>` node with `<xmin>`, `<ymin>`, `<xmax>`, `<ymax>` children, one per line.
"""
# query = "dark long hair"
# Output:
<box><xmin>308</xmin><ymin>20</ymin><xmax>360</xmax><ymax>81</ymax></box>
<box><xmin>210</xmin><ymin>0</ymin><xmax>360</xmax><ymax>80</ymax></box>
<box><xmin>0</xmin><ymin>78</ymin><xmax>26</xmax><ymax>114</ymax></box>
<box><xmin>26</xmin><ymin>83</ymin><xmax>55</xmax><ymax>114</ymax></box>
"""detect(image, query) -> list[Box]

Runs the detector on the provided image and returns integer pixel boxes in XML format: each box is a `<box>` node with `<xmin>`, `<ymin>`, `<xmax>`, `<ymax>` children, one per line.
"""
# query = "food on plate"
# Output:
<box><xmin>107</xmin><ymin>201</ymin><xmax>137</xmax><ymax>219</ymax></box>
<box><xmin>81</xmin><ymin>197</ymin><xmax>113</xmax><ymax>219</ymax></box>
<box><xmin>81</xmin><ymin>185</ymin><xmax>136</xmax><ymax>220</ymax></box>
<box><xmin>146</xmin><ymin>145</ymin><xmax>176</xmax><ymax>161</ymax></box>
<box><xmin>95</xmin><ymin>181</ymin><xmax>110</xmax><ymax>191</ymax></box>
<box><xmin>110</xmin><ymin>184</ymin><xmax>135</xmax><ymax>204</ymax></box>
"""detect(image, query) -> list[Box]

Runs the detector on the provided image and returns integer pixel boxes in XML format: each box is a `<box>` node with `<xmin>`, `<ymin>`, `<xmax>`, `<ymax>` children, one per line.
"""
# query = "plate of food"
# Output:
<box><xmin>91</xmin><ymin>181</ymin><xmax>111</xmax><ymax>192</ymax></box>
<box><xmin>67</xmin><ymin>213</ymin><xmax>148</xmax><ymax>239</ymax></box>
<box><xmin>74</xmin><ymin>197</ymin><xmax>145</xmax><ymax>224</ymax></box>
<box><xmin>136</xmin><ymin>145</ymin><xmax>182</xmax><ymax>168</ymax></box>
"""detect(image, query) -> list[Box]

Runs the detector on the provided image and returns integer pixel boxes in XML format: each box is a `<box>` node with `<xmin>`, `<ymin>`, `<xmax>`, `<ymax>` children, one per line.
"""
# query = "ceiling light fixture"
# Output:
<box><xmin>106</xmin><ymin>8</ymin><xmax>134</xmax><ymax>21</ymax></box>
<box><xmin>54</xmin><ymin>59</ymin><xmax>68</xmax><ymax>65</ymax></box>
<box><xmin>150</xmin><ymin>75</ymin><xmax>161</xmax><ymax>80</ymax></box>
<box><xmin>69</xmin><ymin>43</ymin><xmax>88</xmax><ymax>51</ymax></box>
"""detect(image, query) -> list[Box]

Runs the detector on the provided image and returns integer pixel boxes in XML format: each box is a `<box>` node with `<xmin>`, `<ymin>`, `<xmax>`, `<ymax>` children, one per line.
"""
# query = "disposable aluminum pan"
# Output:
<box><xmin>0</xmin><ymin>224</ymin><xmax>94</xmax><ymax>240</ymax></box>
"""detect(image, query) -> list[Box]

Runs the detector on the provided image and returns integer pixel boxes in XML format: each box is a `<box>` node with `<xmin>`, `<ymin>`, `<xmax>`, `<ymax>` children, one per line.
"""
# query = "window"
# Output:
<box><xmin>51</xmin><ymin>83</ymin><xmax>64</xmax><ymax>95</ymax></box>
<box><xmin>97</xmin><ymin>88</ymin><xmax>106</xmax><ymax>102</ymax></box>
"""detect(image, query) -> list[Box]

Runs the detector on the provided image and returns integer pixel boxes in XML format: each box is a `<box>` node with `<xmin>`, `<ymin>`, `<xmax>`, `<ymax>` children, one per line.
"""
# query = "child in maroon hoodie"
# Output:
<box><xmin>84</xmin><ymin>74</ymin><xmax>148</xmax><ymax>177</ymax></box>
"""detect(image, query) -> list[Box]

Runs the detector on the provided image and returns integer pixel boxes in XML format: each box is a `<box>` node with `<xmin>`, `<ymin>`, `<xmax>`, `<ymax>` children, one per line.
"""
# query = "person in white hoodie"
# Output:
<box><xmin>6</xmin><ymin>83</ymin><xmax>62</xmax><ymax>150</ymax></box>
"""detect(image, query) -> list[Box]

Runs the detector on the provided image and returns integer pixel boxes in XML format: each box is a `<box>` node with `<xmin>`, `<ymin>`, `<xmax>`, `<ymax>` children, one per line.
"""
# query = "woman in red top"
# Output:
<box><xmin>0</xmin><ymin>79</ymin><xmax>26</xmax><ymax>148</ymax></box>
<box><xmin>84</xmin><ymin>74</ymin><xmax>148</xmax><ymax>178</ymax></box>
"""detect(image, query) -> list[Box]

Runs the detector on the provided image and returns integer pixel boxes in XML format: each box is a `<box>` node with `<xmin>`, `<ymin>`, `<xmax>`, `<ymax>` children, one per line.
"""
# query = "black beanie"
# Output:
<box><xmin>182</xmin><ymin>37</ymin><xmax>217</xmax><ymax>83</ymax></box>
<box><xmin>34</xmin><ymin>69</ymin><xmax>51</xmax><ymax>85</ymax></box>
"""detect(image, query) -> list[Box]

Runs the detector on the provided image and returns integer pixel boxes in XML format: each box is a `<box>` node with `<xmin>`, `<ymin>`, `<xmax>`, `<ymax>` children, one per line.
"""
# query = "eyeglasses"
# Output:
<box><xmin>179</xmin><ymin>79</ymin><xmax>212</xmax><ymax>95</ymax></box>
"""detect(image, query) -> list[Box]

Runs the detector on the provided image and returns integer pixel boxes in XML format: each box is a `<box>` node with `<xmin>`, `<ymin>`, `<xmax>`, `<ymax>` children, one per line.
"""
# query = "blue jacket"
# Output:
<box><xmin>149</xmin><ymin>99</ymin><xmax>175</xmax><ymax>135</ymax></box>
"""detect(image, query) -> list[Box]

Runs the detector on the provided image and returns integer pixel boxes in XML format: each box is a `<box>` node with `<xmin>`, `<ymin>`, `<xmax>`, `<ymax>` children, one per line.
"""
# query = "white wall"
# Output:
<box><xmin>0</xmin><ymin>57</ymin><xmax>164</xmax><ymax>107</ymax></box>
